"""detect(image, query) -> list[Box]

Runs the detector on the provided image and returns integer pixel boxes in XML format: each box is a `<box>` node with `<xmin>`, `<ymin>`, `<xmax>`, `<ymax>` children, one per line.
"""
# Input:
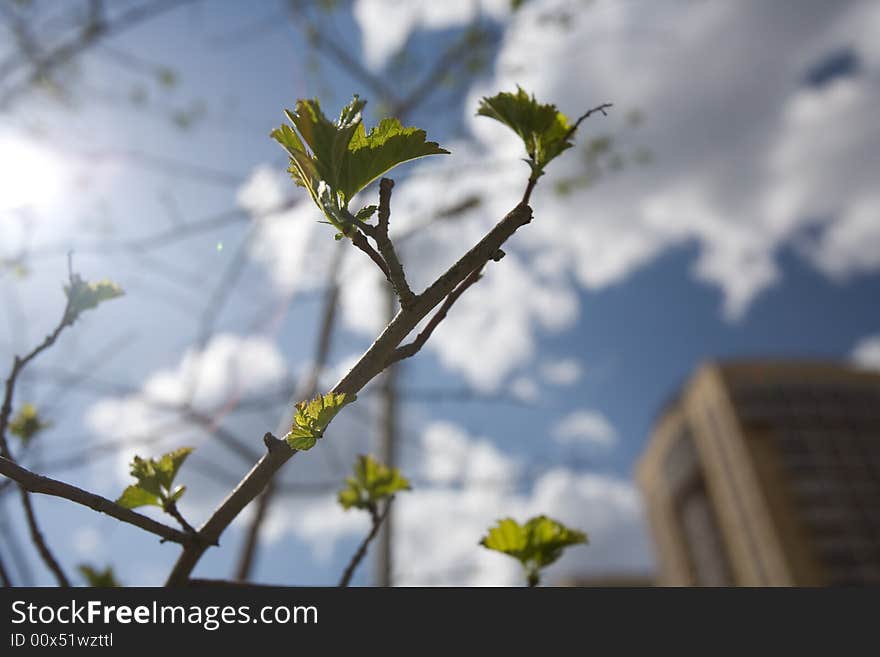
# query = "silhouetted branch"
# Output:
<box><xmin>364</xmin><ymin>178</ymin><xmax>416</xmax><ymax>309</ymax></box>
<box><xmin>0</xmin><ymin>456</ymin><xmax>195</xmax><ymax>546</ymax></box>
<box><xmin>386</xmin><ymin>264</ymin><xmax>485</xmax><ymax>367</ymax></box>
<box><xmin>338</xmin><ymin>498</ymin><xmax>394</xmax><ymax>587</ymax></box>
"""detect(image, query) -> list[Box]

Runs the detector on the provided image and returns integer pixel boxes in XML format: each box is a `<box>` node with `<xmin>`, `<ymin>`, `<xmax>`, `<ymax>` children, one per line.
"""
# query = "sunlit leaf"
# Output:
<box><xmin>272</xmin><ymin>95</ymin><xmax>447</xmax><ymax>233</ymax></box>
<box><xmin>116</xmin><ymin>484</ymin><xmax>161</xmax><ymax>510</ymax></box>
<box><xmin>477</xmin><ymin>87</ymin><xmax>596</xmax><ymax>178</ymax></box>
<box><xmin>64</xmin><ymin>275</ymin><xmax>124</xmax><ymax>321</ymax></box>
<box><xmin>284</xmin><ymin>391</ymin><xmax>355</xmax><ymax>451</ymax></box>
<box><xmin>117</xmin><ymin>447</ymin><xmax>194</xmax><ymax>508</ymax></box>
<box><xmin>338</xmin><ymin>117</ymin><xmax>448</xmax><ymax>202</ymax></box>
<box><xmin>480</xmin><ymin>515</ymin><xmax>587</xmax><ymax>586</ymax></box>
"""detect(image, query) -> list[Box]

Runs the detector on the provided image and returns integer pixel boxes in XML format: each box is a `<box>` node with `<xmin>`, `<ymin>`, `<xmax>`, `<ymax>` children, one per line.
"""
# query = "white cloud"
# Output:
<box><xmin>541</xmin><ymin>358</ymin><xmax>582</xmax><ymax>386</ymax></box>
<box><xmin>353</xmin><ymin>0</ymin><xmax>510</xmax><ymax>70</ymax></box>
<box><xmin>552</xmin><ymin>410</ymin><xmax>617</xmax><ymax>448</ymax></box>
<box><xmin>282</xmin><ymin>421</ymin><xmax>651</xmax><ymax>585</ymax></box>
<box><xmin>418</xmin><ymin>252</ymin><xmax>578</xmax><ymax>391</ymax></box>
<box><xmin>852</xmin><ymin>334</ymin><xmax>880</xmax><ymax>371</ymax></box>
<box><xmin>420</xmin><ymin>421</ymin><xmax>520</xmax><ymax>486</ymax></box>
<box><xmin>238</xmin><ymin>165</ymin><xmax>341</xmax><ymax>296</ymax></box>
<box><xmin>85</xmin><ymin>333</ymin><xmax>287</xmax><ymax>488</ymax></box>
<box><xmin>509</xmin><ymin>376</ymin><xmax>539</xmax><ymax>403</ymax></box>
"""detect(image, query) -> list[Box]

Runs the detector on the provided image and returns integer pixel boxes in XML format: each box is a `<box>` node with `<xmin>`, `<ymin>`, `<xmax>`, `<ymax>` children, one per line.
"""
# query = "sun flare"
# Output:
<box><xmin>0</xmin><ymin>135</ymin><xmax>64</xmax><ymax>214</ymax></box>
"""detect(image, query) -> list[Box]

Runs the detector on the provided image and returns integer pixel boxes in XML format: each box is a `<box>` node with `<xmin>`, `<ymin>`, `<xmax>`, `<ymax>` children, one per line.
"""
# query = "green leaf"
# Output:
<box><xmin>8</xmin><ymin>403</ymin><xmax>51</xmax><ymax>443</ymax></box>
<box><xmin>154</xmin><ymin>447</ymin><xmax>194</xmax><ymax>491</ymax></box>
<box><xmin>338</xmin><ymin>117</ymin><xmax>449</xmax><ymax>202</ymax></box>
<box><xmin>78</xmin><ymin>564</ymin><xmax>121</xmax><ymax>587</ymax></box>
<box><xmin>64</xmin><ymin>275</ymin><xmax>124</xmax><ymax>321</ymax></box>
<box><xmin>271</xmin><ymin>96</ymin><xmax>365</xmax><ymax>214</ymax></box>
<box><xmin>116</xmin><ymin>484</ymin><xmax>161</xmax><ymax>509</ymax></box>
<box><xmin>477</xmin><ymin>87</ymin><xmax>582</xmax><ymax>178</ymax></box>
<box><xmin>337</xmin><ymin>454</ymin><xmax>411</xmax><ymax>511</ymax></box>
<box><xmin>286</xmin><ymin>433</ymin><xmax>317</xmax><ymax>451</ymax></box>
<box><xmin>480</xmin><ymin>515</ymin><xmax>587</xmax><ymax>585</ymax></box>
<box><xmin>118</xmin><ymin>447</ymin><xmax>194</xmax><ymax>507</ymax></box>
<box><xmin>272</xmin><ymin>95</ymin><xmax>447</xmax><ymax>232</ymax></box>
<box><xmin>283</xmin><ymin>392</ymin><xmax>355</xmax><ymax>451</ymax></box>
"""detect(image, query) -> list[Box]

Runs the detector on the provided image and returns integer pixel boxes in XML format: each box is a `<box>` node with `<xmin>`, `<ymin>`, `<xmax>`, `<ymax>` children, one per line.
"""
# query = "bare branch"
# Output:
<box><xmin>350</xmin><ymin>229</ymin><xmax>391</xmax><ymax>280</ymax></box>
<box><xmin>570</xmin><ymin>102</ymin><xmax>615</xmax><ymax>134</ymax></box>
<box><xmin>18</xmin><ymin>490</ymin><xmax>69</xmax><ymax>586</ymax></box>
<box><xmin>164</xmin><ymin>501</ymin><xmax>196</xmax><ymax>535</ymax></box>
<box><xmin>0</xmin><ymin>456</ymin><xmax>195</xmax><ymax>546</ymax></box>
<box><xmin>387</xmin><ymin>264</ymin><xmax>485</xmax><ymax>367</ymax></box>
<box><xmin>0</xmin><ymin>550</ymin><xmax>11</xmax><ymax>586</ymax></box>
<box><xmin>369</xmin><ymin>179</ymin><xmax>416</xmax><ymax>309</ymax></box>
<box><xmin>0</xmin><ymin>0</ymin><xmax>202</xmax><ymax>109</ymax></box>
<box><xmin>0</xmin><ymin>280</ymin><xmax>76</xmax><ymax>586</ymax></box>
<box><xmin>338</xmin><ymin>499</ymin><xmax>394</xmax><ymax>587</ymax></box>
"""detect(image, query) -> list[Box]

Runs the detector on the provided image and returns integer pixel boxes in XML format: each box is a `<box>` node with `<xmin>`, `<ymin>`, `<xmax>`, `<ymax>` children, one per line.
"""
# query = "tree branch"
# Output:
<box><xmin>0</xmin><ymin>549</ymin><xmax>11</xmax><ymax>586</ymax></box>
<box><xmin>338</xmin><ymin>499</ymin><xmax>394</xmax><ymax>587</ymax></box>
<box><xmin>349</xmin><ymin>229</ymin><xmax>391</xmax><ymax>280</ymax></box>
<box><xmin>164</xmin><ymin>201</ymin><xmax>532</xmax><ymax>586</ymax></box>
<box><xmin>386</xmin><ymin>264</ymin><xmax>485</xmax><ymax>367</ymax></box>
<box><xmin>164</xmin><ymin>501</ymin><xmax>197</xmax><ymax>535</ymax></box>
<box><xmin>0</xmin><ymin>0</ymin><xmax>202</xmax><ymax>108</ymax></box>
<box><xmin>0</xmin><ymin>281</ymin><xmax>76</xmax><ymax>586</ymax></box>
<box><xmin>0</xmin><ymin>456</ymin><xmax>195</xmax><ymax>545</ymax></box>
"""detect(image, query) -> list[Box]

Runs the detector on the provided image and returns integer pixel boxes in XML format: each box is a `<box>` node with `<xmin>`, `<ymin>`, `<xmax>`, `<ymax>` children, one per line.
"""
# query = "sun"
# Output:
<box><xmin>0</xmin><ymin>134</ymin><xmax>64</xmax><ymax>214</ymax></box>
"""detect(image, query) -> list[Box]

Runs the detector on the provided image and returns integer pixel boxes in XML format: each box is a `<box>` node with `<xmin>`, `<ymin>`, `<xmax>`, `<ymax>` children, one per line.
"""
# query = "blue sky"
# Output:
<box><xmin>1</xmin><ymin>0</ymin><xmax>879</xmax><ymax>586</ymax></box>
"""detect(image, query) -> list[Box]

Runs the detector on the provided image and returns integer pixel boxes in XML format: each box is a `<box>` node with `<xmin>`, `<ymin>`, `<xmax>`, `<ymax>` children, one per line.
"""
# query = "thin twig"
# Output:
<box><xmin>0</xmin><ymin>278</ymin><xmax>76</xmax><ymax>586</ymax></box>
<box><xmin>522</xmin><ymin>102</ymin><xmax>613</xmax><ymax>206</ymax></box>
<box><xmin>350</xmin><ymin>229</ymin><xmax>391</xmax><ymax>280</ymax></box>
<box><xmin>338</xmin><ymin>499</ymin><xmax>394</xmax><ymax>587</ymax></box>
<box><xmin>386</xmin><ymin>265</ymin><xmax>485</xmax><ymax>367</ymax></box>
<box><xmin>18</xmin><ymin>490</ymin><xmax>69</xmax><ymax>585</ymax></box>
<box><xmin>569</xmin><ymin>102</ymin><xmax>614</xmax><ymax>136</ymax></box>
<box><xmin>368</xmin><ymin>179</ymin><xmax>416</xmax><ymax>308</ymax></box>
<box><xmin>0</xmin><ymin>546</ymin><xmax>13</xmax><ymax>586</ymax></box>
<box><xmin>0</xmin><ymin>0</ymin><xmax>201</xmax><ymax>108</ymax></box>
<box><xmin>165</xmin><ymin>501</ymin><xmax>196</xmax><ymax>535</ymax></box>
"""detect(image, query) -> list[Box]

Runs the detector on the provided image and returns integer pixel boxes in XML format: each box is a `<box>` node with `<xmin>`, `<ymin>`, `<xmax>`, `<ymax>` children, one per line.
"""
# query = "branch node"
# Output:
<box><xmin>263</xmin><ymin>432</ymin><xmax>287</xmax><ymax>454</ymax></box>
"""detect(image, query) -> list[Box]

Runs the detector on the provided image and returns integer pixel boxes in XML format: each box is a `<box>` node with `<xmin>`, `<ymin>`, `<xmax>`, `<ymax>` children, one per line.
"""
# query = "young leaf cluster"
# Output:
<box><xmin>63</xmin><ymin>275</ymin><xmax>124</xmax><ymax>323</ymax></box>
<box><xmin>271</xmin><ymin>96</ymin><xmax>448</xmax><ymax>235</ymax></box>
<box><xmin>9</xmin><ymin>403</ymin><xmax>51</xmax><ymax>443</ymax></box>
<box><xmin>116</xmin><ymin>447</ymin><xmax>193</xmax><ymax>511</ymax></box>
<box><xmin>337</xmin><ymin>454</ymin><xmax>411</xmax><ymax>512</ymax></box>
<box><xmin>285</xmin><ymin>392</ymin><xmax>355</xmax><ymax>451</ymax></box>
<box><xmin>477</xmin><ymin>86</ymin><xmax>587</xmax><ymax>180</ymax></box>
<box><xmin>480</xmin><ymin>515</ymin><xmax>587</xmax><ymax>586</ymax></box>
